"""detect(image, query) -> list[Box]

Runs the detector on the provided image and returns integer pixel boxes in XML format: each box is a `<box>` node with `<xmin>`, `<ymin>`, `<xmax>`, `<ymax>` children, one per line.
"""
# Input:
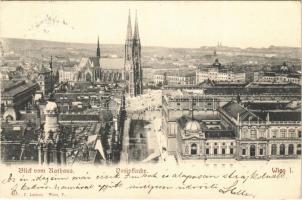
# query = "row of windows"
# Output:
<box><xmin>241</xmin><ymin>144</ymin><xmax>301</xmax><ymax>156</ymax></box>
<box><xmin>242</xmin><ymin>130</ymin><xmax>301</xmax><ymax>139</ymax></box>
<box><xmin>186</xmin><ymin>144</ymin><xmax>234</xmax><ymax>155</ymax></box>
<box><xmin>205</xmin><ymin>148</ymin><xmax>234</xmax><ymax>155</ymax></box>
<box><xmin>206</xmin><ymin>142</ymin><xmax>234</xmax><ymax>146</ymax></box>
<box><xmin>271</xmin><ymin>144</ymin><xmax>301</xmax><ymax>155</ymax></box>
<box><xmin>242</xmin><ymin>147</ymin><xmax>265</xmax><ymax>156</ymax></box>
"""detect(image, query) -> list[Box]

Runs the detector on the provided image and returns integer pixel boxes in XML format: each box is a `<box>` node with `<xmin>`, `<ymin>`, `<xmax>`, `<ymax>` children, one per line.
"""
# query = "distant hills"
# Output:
<box><xmin>1</xmin><ymin>37</ymin><xmax>301</xmax><ymax>59</ymax></box>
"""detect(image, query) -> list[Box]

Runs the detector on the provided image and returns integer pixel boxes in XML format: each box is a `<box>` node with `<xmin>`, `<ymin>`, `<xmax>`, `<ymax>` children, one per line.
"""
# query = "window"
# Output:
<box><xmin>259</xmin><ymin>130</ymin><xmax>266</xmax><ymax>138</ymax></box>
<box><xmin>214</xmin><ymin>148</ymin><xmax>218</xmax><ymax>155</ymax></box>
<box><xmin>242</xmin><ymin>149</ymin><xmax>246</xmax><ymax>155</ymax></box>
<box><xmin>222</xmin><ymin>142</ymin><xmax>225</xmax><ymax>145</ymax></box>
<box><xmin>280</xmin><ymin>129</ymin><xmax>286</xmax><ymax>138</ymax></box>
<box><xmin>222</xmin><ymin>149</ymin><xmax>225</xmax><ymax>155</ymax></box>
<box><xmin>191</xmin><ymin>144</ymin><xmax>197</xmax><ymax>155</ymax></box>
<box><xmin>298</xmin><ymin>131</ymin><xmax>301</xmax><ymax>138</ymax></box>
<box><xmin>271</xmin><ymin>144</ymin><xmax>277</xmax><ymax>155</ymax></box>
<box><xmin>297</xmin><ymin>144</ymin><xmax>301</xmax><ymax>155</ymax></box>
<box><xmin>271</xmin><ymin>129</ymin><xmax>278</xmax><ymax>138</ymax></box>
<box><xmin>259</xmin><ymin>149</ymin><xmax>263</xmax><ymax>155</ymax></box>
<box><xmin>230</xmin><ymin>142</ymin><xmax>233</xmax><ymax>146</ymax></box>
<box><xmin>250</xmin><ymin>130</ymin><xmax>257</xmax><ymax>139</ymax></box>
<box><xmin>280</xmin><ymin>144</ymin><xmax>285</xmax><ymax>155</ymax></box>
<box><xmin>206</xmin><ymin>142</ymin><xmax>209</xmax><ymax>145</ymax></box>
<box><xmin>177</xmin><ymin>103</ymin><xmax>180</xmax><ymax>106</ymax></box>
<box><xmin>230</xmin><ymin>148</ymin><xmax>234</xmax><ymax>154</ymax></box>
<box><xmin>250</xmin><ymin>145</ymin><xmax>256</xmax><ymax>157</ymax></box>
<box><xmin>214</xmin><ymin>142</ymin><xmax>217</xmax><ymax>145</ymax></box>
<box><xmin>288</xmin><ymin>144</ymin><xmax>294</xmax><ymax>155</ymax></box>
<box><xmin>289</xmin><ymin>129</ymin><xmax>295</xmax><ymax>138</ymax></box>
<box><xmin>206</xmin><ymin>148</ymin><xmax>209</xmax><ymax>155</ymax></box>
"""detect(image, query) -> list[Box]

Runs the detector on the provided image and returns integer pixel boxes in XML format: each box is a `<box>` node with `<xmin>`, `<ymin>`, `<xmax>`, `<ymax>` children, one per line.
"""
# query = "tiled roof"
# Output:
<box><xmin>101</xmin><ymin>58</ymin><xmax>124</xmax><ymax>69</ymax></box>
<box><xmin>244</xmin><ymin>102</ymin><xmax>290</xmax><ymax>110</ymax></box>
<box><xmin>88</xmin><ymin>57</ymin><xmax>100</xmax><ymax>67</ymax></box>
<box><xmin>1</xmin><ymin>80</ymin><xmax>39</xmax><ymax>97</ymax></box>
<box><xmin>253</xmin><ymin>111</ymin><xmax>301</xmax><ymax>122</ymax></box>
<box><xmin>222</xmin><ymin>101</ymin><xmax>259</xmax><ymax>121</ymax></box>
<box><xmin>205</xmin><ymin>130</ymin><xmax>235</xmax><ymax>139</ymax></box>
<box><xmin>59</xmin><ymin>114</ymin><xmax>99</xmax><ymax>121</ymax></box>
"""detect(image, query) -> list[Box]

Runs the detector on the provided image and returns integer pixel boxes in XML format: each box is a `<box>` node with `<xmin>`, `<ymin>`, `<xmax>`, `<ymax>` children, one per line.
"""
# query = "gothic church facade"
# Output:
<box><xmin>124</xmin><ymin>11</ymin><xmax>143</xmax><ymax>97</ymax></box>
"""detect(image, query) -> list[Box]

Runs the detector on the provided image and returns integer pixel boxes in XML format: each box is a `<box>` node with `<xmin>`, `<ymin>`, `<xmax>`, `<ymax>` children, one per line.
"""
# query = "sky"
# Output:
<box><xmin>0</xmin><ymin>1</ymin><xmax>301</xmax><ymax>48</ymax></box>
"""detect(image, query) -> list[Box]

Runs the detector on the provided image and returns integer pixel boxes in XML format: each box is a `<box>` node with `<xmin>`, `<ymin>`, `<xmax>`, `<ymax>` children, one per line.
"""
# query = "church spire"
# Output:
<box><xmin>133</xmin><ymin>10</ymin><xmax>140</xmax><ymax>40</ymax></box>
<box><xmin>126</xmin><ymin>9</ymin><xmax>132</xmax><ymax>41</ymax></box>
<box><xmin>96</xmin><ymin>35</ymin><xmax>100</xmax><ymax>58</ymax></box>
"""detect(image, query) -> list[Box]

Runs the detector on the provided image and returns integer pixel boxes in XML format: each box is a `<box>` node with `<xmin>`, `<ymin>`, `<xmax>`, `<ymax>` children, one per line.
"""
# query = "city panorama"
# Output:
<box><xmin>0</xmin><ymin>2</ymin><xmax>301</xmax><ymax>165</ymax></box>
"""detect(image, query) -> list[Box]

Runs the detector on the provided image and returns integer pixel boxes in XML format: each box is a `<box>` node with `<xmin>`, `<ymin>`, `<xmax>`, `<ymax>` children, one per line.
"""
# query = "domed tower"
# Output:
<box><xmin>184</xmin><ymin>120</ymin><xmax>203</xmax><ymax>137</ymax></box>
<box><xmin>38</xmin><ymin>100</ymin><xmax>66</xmax><ymax>165</ymax></box>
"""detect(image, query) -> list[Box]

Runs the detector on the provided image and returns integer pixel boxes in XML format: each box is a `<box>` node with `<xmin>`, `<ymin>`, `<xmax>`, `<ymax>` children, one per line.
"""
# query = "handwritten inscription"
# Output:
<box><xmin>0</xmin><ymin>166</ymin><xmax>296</xmax><ymax>198</ymax></box>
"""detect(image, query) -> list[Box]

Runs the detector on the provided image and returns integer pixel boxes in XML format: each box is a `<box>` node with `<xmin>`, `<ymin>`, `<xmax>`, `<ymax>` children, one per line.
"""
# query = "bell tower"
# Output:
<box><xmin>124</xmin><ymin>10</ymin><xmax>143</xmax><ymax>97</ymax></box>
<box><xmin>38</xmin><ymin>100</ymin><xmax>66</xmax><ymax>165</ymax></box>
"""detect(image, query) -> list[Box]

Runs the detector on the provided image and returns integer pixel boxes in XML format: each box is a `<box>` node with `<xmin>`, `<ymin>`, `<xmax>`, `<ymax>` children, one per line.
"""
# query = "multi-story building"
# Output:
<box><xmin>154</xmin><ymin>70</ymin><xmax>196</xmax><ymax>86</ymax></box>
<box><xmin>162</xmin><ymin>90</ymin><xmax>301</xmax><ymax>160</ymax></box>
<box><xmin>196</xmin><ymin>58</ymin><xmax>246</xmax><ymax>84</ymax></box>
<box><xmin>59</xmin><ymin>66</ymin><xmax>75</xmax><ymax>82</ymax></box>
<box><xmin>254</xmin><ymin>62</ymin><xmax>301</xmax><ymax>85</ymax></box>
<box><xmin>254</xmin><ymin>69</ymin><xmax>301</xmax><ymax>85</ymax></box>
<box><xmin>161</xmin><ymin>91</ymin><xmax>220</xmax><ymax>152</ymax></box>
<box><xmin>176</xmin><ymin>115</ymin><xmax>236</xmax><ymax>160</ymax></box>
<box><xmin>220</xmin><ymin>101</ymin><xmax>301</xmax><ymax>160</ymax></box>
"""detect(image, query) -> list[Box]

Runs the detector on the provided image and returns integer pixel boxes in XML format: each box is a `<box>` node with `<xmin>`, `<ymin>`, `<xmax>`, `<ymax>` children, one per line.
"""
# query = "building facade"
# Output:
<box><xmin>162</xmin><ymin>92</ymin><xmax>220</xmax><ymax>152</ymax></box>
<box><xmin>196</xmin><ymin>59</ymin><xmax>246</xmax><ymax>84</ymax></box>
<box><xmin>124</xmin><ymin>11</ymin><xmax>143</xmax><ymax>97</ymax></box>
<box><xmin>154</xmin><ymin>70</ymin><xmax>196</xmax><ymax>86</ymax></box>
<box><xmin>162</xmin><ymin>91</ymin><xmax>301</xmax><ymax>160</ymax></box>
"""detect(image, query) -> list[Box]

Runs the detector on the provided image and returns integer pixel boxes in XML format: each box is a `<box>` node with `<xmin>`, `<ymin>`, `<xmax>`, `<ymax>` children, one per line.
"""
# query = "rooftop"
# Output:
<box><xmin>221</xmin><ymin>101</ymin><xmax>259</xmax><ymax>121</ymax></box>
<box><xmin>155</xmin><ymin>70</ymin><xmax>195</xmax><ymax>77</ymax></box>
<box><xmin>253</xmin><ymin>111</ymin><xmax>301</xmax><ymax>122</ymax></box>
<box><xmin>1</xmin><ymin>80</ymin><xmax>39</xmax><ymax>97</ymax></box>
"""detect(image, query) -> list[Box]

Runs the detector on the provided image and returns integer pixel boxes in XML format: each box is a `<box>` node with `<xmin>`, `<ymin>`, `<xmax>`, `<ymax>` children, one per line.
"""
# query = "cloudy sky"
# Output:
<box><xmin>0</xmin><ymin>1</ymin><xmax>300</xmax><ymax>48</ymax></box>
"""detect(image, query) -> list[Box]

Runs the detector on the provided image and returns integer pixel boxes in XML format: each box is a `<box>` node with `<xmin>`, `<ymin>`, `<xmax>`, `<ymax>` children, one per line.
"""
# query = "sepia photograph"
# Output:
<box><xmin>0</xmin><ymin>1</ymin><xmax>301</xmax><ymax>199</ymax></box>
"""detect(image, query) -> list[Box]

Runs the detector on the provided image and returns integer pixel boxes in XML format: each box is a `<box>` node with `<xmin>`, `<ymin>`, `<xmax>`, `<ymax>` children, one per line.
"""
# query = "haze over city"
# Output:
<box><xmin>0</xmin><ymin>1</ymin><xmax>301</xmax><ymax>48</ymax></box>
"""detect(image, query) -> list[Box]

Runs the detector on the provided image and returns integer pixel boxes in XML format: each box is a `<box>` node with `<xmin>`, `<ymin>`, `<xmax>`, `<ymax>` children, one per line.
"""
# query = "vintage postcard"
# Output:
<box><xmin>0</xmin><ymin>1</ymin><xmax>301</xmax><ymax>199</ymax></box>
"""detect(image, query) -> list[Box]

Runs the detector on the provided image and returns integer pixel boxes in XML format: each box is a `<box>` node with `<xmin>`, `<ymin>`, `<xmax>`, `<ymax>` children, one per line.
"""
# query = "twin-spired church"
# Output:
<box><xmin>59</xmin><ymin>11</ymin><xmax>143</xmax><ymax>97</ymax></box>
